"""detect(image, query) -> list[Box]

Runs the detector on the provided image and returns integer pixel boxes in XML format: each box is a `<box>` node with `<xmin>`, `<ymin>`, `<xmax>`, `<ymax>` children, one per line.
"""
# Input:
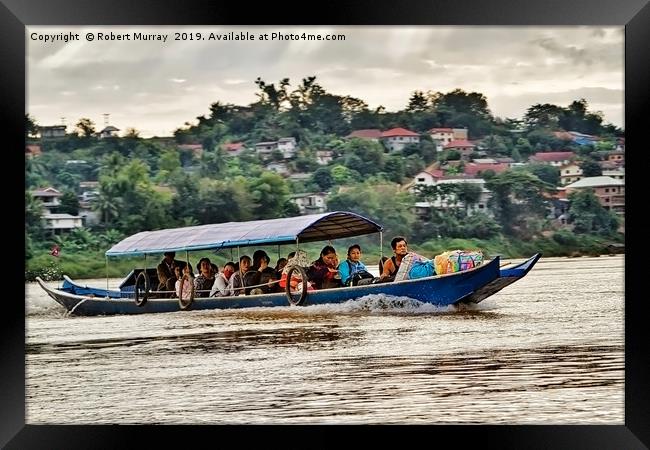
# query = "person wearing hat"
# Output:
<box><xmin>156</xmin><ymin>251</ymin><xmax>189</xmax><ymax>295</ymax></box>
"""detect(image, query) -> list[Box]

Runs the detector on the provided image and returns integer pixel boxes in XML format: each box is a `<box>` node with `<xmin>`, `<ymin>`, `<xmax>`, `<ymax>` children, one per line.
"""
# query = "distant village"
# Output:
<box><xmin>27</xmin><ymin>122</ymin><xmax>625</xmax><ymax>235</ymax></box>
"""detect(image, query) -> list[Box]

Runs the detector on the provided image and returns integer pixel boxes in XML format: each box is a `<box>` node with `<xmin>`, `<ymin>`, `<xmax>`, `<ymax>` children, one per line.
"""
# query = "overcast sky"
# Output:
<box><xmin>27</xmin><ymin>26</ymin><xmax>624</xmax><ymax>138</ymax></box>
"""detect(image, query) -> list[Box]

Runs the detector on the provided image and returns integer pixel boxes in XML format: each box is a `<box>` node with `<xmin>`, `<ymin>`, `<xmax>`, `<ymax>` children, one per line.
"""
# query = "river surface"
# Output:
<box><xmin>25</xmin><ymin>255</ymin><xmax>624</xmax><ymax>424</ymax></box>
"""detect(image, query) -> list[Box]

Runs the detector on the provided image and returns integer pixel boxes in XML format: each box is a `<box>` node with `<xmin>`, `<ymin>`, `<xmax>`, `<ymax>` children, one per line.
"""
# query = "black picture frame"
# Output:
<box><xmin>6</xmin><ymin>0</ymin><xmax>648</xmax><ymax>447</ymax></box>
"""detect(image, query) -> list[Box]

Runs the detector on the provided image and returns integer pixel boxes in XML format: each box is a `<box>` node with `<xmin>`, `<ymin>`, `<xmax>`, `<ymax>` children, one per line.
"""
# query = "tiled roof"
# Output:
<box><xmin>381</xmin><ymin>128</ymin><xmax>419</xmax><ymax>138</ymax></box>
<box><xmin>531</xmin><ymin>151</ymin><xmax>575</xmax><ymax>162</ymax></box>
<box><xmin>565</xmin><ymin>176</ymin><xmax>624</xmax><ymax>188</ymax></box>
<box><xmin>444</xmin><ymin>139</ymin><xmax>475</xmax><ymax>148</ymax></box>
<box><xmin>347</xmin><ymin>129</ymin><xmax>382</xmax><ymax>139</ymax></box>
<box><xmin>429</xmin><ymin>128</ymin><xmax>454</xmax><ymax>133</ymax></box>
<box><xmin>32</xmin><ymin>187</ymin><xmax>61</xmax><ymax>197</ymax></box>
<box><xmin>464</xmin><ymin>163</ymin><xmax>509</xmax><ymax>176</ymax></box>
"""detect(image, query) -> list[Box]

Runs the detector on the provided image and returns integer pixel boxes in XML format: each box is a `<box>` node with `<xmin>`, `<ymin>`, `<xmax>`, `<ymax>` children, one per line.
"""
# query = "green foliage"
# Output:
<box><xmin>552</xmin><ymin>229</ymin><xmax>578</xmax><ymax>246</ymax></box>
<box><xmin>75</xmin><ymin>118</ymin><xmax>96</xmax><ymax>137</ymax></box>
<box><xmin>516</xmin><ymin>163</ymin><xmax>560</xmax><ymax>186</ymax></box>
<box><xmin>247</xmin><ymin>171</ymin><xmax>292</xmax><ymax>219</ymax></box>
<box><xmin>486</xmin><ymin>170</ymin><xmax>551</xmax><ymax>237</ymax></box>
<box><xmin>58</xmin><ymin>190</ymin><xmax>80</xmax><ymax>215</ymax></box>
<box><xmin>568</xmin><ymin>190</ymin><xmax>620</xmax><ymax>235</ymax></box>
<box><xmin>327</xmin><ymin>181</ymin><xmax>416</xmax><ymax>237</ymax></box>
<box><xmin>580</xmin><ymin>159</ymin><xmax>603</xmax><ymax>177</ymax></box>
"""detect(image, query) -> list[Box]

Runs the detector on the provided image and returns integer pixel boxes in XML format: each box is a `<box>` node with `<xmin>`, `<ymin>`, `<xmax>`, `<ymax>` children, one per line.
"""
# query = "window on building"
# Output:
<box><xmin>417</xmin><ymin>178</ymin><xmax>425</xmax><ymax>182</ymax></box>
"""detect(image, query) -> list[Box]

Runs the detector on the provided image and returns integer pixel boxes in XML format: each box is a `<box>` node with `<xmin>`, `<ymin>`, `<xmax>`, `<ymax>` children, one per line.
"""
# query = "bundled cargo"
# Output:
<box><xmin>434</xmin><ymin>250</ymin><xmax>484</xmax><ymax>275</ymax></box>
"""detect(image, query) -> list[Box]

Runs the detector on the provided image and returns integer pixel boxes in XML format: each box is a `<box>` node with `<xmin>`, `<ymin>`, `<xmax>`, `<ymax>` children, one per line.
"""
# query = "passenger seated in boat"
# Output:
<box><xmin>157</xmin><ymin>251</ymin><xmax>190</xmax><ymax>296</ymax></box>
<box><xmin>245</xmin><ymin>251</ymin><xmax>277</xmax><ymax>295</ymax></box>
<box><xmin>274</xmin><ymin>258</ymin><xmax>287</xmax><ymax>279</ymax></box>
<box><xmin>307</xmin><ymin>245</ymin><xmax>343</xmax><ymax>289</ymax></box>
<box><xmin>279</xmin><ymin>250</ymin><xmax>315</xmax><ymax>292</ymax></box>
<box><xmin>174</xmin><ymin>265</ymin><xmax>194</xmax><ymax>300</ymax></box>
<box><xmin>338</xmin><ymin>244</ymin><xmax>374</xmax><ymax>286</ymax></box>
<box><xmin>210</xmin><ymin>262</ymin><xmax>236</xmax><ymax>297</ymax></box>
<box><xmin>379</xmin><ymin>236</ymin><xmax>409</xmax><ymax>282</ymax></box>
<box><xmin>229</xmin><ymin>255</ymin><xmax>251</xmax><ymax>296</ymax></box>
<box><xmin>194</xmin><ymin>257</ymin><xmax>216</xmax><ymax>298</ymax></box>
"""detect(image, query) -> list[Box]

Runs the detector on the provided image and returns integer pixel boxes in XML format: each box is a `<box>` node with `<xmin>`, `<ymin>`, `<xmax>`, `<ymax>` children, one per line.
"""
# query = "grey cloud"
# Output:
<box><xmin>27</xmin><ymin>26</ymin><xmax>623</xmax><ymax>136</ymax></box>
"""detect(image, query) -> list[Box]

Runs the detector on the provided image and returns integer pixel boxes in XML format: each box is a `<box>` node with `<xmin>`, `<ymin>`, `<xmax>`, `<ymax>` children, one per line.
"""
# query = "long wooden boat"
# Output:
<box><xmin>35</xmin><ymin>211</ymin><xmax>541</xmax><ymax>316</ymax></box>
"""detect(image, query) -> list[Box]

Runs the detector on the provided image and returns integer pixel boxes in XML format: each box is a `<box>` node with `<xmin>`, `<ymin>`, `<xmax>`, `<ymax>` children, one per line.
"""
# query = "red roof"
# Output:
<box><xmin>381</xmin><ymin>127</ymin><xmax>419</xmax><ymax>138</ymax></box>
<box><xmin>429</xmin><ymin>128</ymin><xmax>454</xmax><ymax>133</ymax></box>
<box><xmin>531</xmin><ymin>151</ymin><xmax>575</xmax><ymax>162</ymax></box>
<box><xmin>425</xmin><ymin>169</ymin><xmax>444</xmax><ymax>178</ymax></box>
<box><xmin>444</xmin><ymin>139</ymin><xmax>475</xmax><ymax>149</ymax></box>
<box><xmin>464</xmin><ymin>163</ymin><xmax>509</xmax><ymax>176</ymax></box>
<box><xmin>347</xmin><ymin>129</ymin><xmax>382</xmax><ymax>139</ymax></box>
<box><xmin>224</xmin><ymin>142</ymin><xmax>244</xmax><ymax>151</ymax></box>
<box><xmin>25</xmin><ymin>144</ymin><xmax>42</xmax><ymax>155</ymax></box>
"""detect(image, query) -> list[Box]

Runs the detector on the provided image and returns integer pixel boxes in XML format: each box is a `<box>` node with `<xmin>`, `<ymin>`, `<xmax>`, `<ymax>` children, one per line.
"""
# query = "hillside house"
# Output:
<box><xmin>381</xmin><ymin>128</ymin><xmax>420</xmax><ymax>152</ymax></box>
<box><xmin>563</xmin><ymin>176</ymin><xmax>625</xmax><ymax>215</ymax></box>
<box><xmin>38</xmin><ymin>125</ymin><xmax>66</xmax><ymax>138</ymax></box>
<box><xmin>559</xmin><ymin>163</ymin><xmax>583</xmax><ymax>185</ymax></box>
<box><xmin>529</xmin><ymin>151</ymin><xmax>576</xmax><ymax>167</ymax></box>
<box><xmin>444</xmin><ymin>140</ymin><xmax>476</xmax><ymax>161</ymax></box>
<box><xmin>429</xmin><ymin>128</ymin><xmax>455</xmax><ymax>151</ymax></box>
<box><xmin>290</xmin><ymin>192</ymin><xmax>327</xmax><ymax>214</ymax></box>
<box><xmin>315</xmin><ymin>150</ymin><xmax>334</xmax><ymax>165</ymax></box>
<box><xmin>99</xmin><ymin>125</ymin><xmax>120</xmax><ymax>139</ymax></box>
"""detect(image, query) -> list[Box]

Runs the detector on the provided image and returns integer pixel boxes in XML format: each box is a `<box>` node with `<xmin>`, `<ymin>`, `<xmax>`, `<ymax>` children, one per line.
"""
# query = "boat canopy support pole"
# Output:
<box><xmin>380</xmin><ymin>232</ymin><xmax>383</xmax><ymax>261</ymax></box>
<box><xmin>105</xmin><ymin>255</ymin><xmax>109</xmax><ymax>292</ymax></box>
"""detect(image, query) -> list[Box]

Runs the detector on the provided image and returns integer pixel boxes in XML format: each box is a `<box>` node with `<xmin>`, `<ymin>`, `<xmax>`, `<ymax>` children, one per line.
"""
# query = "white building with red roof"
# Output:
<box><xmin>529</xmin><ymin>151</ymin><xmax>576</xmax><ymax>167</ymax></box>
<box><xmin>380</xmin><ymin>127</ymin><xmax>420</xmax><ymax>152</ymax></box>
<box><xmin>412</xmin><ymin>163</ymin><xmax>445</xmax><ymax>186</ymax></box>
<box><xmin>428</xmin><ymin>128</ymin><xmax>455</xmax><ymax>148</ymax></box>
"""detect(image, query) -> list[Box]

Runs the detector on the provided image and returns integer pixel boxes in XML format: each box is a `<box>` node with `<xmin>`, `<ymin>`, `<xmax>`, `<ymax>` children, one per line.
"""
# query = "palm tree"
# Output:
<box><xmin>92</xmin><ymin>189</ymin><xmax>121</xmax><ymax>226</ymax></box>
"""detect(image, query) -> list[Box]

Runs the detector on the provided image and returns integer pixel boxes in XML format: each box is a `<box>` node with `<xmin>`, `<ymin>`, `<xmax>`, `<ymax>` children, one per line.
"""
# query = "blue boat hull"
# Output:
<box><xmin>37</xmin><ymin>254</ymin><xmax>541</xmax><ymax>316</ymax></box>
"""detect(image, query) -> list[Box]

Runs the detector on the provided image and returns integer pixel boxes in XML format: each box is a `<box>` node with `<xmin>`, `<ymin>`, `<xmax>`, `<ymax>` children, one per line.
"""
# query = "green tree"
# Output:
<box><xmin>58</xmin><ymin>191</ymin><xmax>80</xmax><ymax>215</ymax></box>
<box><xmin>327</xmin><ymin>181</ymin><xmax>416</xmax><ymax>238</ymax></box>
<box><xmin>26</xmin><ymin>114</ymin><xmax>38</xmax><ymax>138</ymax></box>
<box><xmin>383</xmin><ymin>155</ymin><xmax>406</xmax><ymax>184</ymax></box>
<box><xmin>312</xmin><ymin>167</ymin><xmax>333</xmax><ymax>191</ymax></box>
<box><xmin>523</xmin><ymin>103</ymin><xmax>564</xmax><ymax>129</ymax></box>
<box><xmin>517</xmin><ymin>163</ymin><xmax>560</xmax><ymax>186</ymax></box>
<box><xmin>567</xmin><ymin>190</ymin><xmax>619</xmax><ymax>235</ymax></box>
<box><xmin>580</xmin><ymin>159</ymin><xmax>603</xmax><ymax>177</ymax></box>
<box><xmin>486</xmin><ymin>170</ymin><xmax>550</xmax><ymax>236</ymax></box>
<box><xmin>25</xmin><ymin>192</ymin><xmax>45</xmax><ymax>238</ymax></box>
<box><xmin>406</xmin><ymin>91</ymin><xmax>429</xmax><ymax>112</ymax></box>
<box><xmin>75</xmin><ymin>118</ymin><xmax>96</xmax><ymax>138</ymax></box>
<box><xmin>248</xmin><ymin>171</ymin><xmax>291</xmax><ymax>219</ymax></box>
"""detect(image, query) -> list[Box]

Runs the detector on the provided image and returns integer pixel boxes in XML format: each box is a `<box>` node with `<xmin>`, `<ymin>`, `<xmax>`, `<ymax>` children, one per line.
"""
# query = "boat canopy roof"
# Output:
<box><xmin>105</xmin><ymin>211</ymin><xmax>383</xmax><ymax>257</ymax></box>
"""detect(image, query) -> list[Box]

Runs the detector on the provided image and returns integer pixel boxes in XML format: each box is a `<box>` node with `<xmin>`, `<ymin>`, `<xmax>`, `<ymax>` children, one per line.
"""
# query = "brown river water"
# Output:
<box><xmin>24</xmin><ymin>255</ymin><xmax>624</xmax><ymax>424</ymax></box>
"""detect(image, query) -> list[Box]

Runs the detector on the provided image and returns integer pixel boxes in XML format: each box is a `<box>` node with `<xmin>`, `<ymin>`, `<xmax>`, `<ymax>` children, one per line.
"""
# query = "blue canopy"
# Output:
<box><xmin>105</xmin><ymin>211</ymin><xmax>383</xmax><ymax>257</ymax></box>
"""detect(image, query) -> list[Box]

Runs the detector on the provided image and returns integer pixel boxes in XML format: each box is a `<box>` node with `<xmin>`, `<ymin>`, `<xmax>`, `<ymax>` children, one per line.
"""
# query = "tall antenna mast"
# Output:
<box><xmin>103</xmin><ymin>113</ymin><xmax>110</xmax><ymax>127</ymax></box>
